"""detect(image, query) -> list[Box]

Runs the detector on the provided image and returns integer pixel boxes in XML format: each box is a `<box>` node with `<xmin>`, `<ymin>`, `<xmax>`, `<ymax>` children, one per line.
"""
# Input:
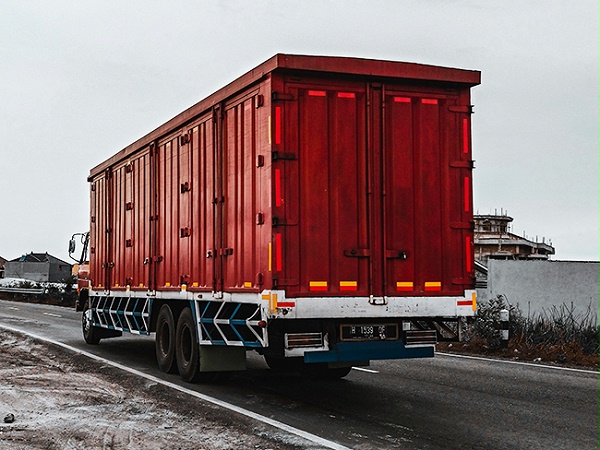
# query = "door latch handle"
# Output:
<box><xmin>385</xmin><ymin>250</ymin><xmax>407</xmax><ymax>259</ymax></box>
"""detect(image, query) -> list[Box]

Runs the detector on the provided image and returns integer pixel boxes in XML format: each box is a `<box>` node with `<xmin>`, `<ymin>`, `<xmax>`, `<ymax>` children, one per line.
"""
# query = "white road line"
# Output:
<box><xmin>351</xmin><ymin>367</ymin><xmax>379</xmax><ymax>374</ymax></box>
<box><xmin>8</xmin><ymin>307</ymin><xmax>19</xmax><ymax>311</ymax></box>
<box><xmin>437</xmin><ymin>351</ymin><xmax>599</xmax><ymax>375</ymax></box>
<box><xmin>0</xmin><ymin>324</ymin><xmax>351</xmax><ymax>450</ymax></box>
<box><xmin>43</xmin><ymin>313</ymin><xmax>62</xmax><ymax>318</ymax></box>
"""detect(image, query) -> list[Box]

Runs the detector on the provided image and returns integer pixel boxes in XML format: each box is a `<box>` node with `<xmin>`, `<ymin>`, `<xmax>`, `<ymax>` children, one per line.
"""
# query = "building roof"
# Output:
<box><xmin>9</xmin><ymin>252</ymin><xmax>71</xmax><ymax>266</ymax></box>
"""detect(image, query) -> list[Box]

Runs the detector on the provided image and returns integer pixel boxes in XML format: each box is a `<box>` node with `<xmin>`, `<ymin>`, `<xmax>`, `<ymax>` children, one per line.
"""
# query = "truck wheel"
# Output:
<box><xmin>175</xmin><ymin>307</ymin><xmax>200</xmax><ymax>383</ymax></box>
<box><xmin>155</xmin><ymin>304</ymin><xmax>178</xmax><ymax>374</ymax></box>
<box><xmin>82</xmin><ymin>302</ymin><xmax>101</xmax><ymax>345</ymax></box>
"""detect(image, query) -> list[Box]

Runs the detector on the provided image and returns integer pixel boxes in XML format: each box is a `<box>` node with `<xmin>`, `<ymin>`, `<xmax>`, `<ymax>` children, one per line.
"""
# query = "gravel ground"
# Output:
<box><xmin>0</xmin><ymin>330</ymin><xmax>312</xmax><ymax>450</ymax></box>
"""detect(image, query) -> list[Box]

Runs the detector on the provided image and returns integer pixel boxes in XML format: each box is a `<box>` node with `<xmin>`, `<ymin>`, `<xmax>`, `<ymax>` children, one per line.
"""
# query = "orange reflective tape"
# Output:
<box><xmin>337</xmin><ymin>92</ymin><xmax>355</xmax><ymax>99</ymax></box>
<box><xmin>268</xmin><ymin>242</ymin><xmax>272</xmax><ymax>271</ymax></box>
<box><xmin>424</xmin><ymin>281</ymin><xmax>441</xmax><ymax>291</ymax></box>
<box><xmin>309</xmin><ymin>281</ymin><xmax>328</xmax><ymax>291</ymax></box>
<box><xmin>339</xmin><ymin>281</ymin><xmax>357</xmax><ymax>291</ymax></box>
<box><xmin>267</xmin><ymin>115</ymin><xmax>272</xmax><ymax>145</ymax></box>
<box><xmin>272</xmin><ymin>293</ymin><xmax>278</xmax><ymax>312</ymax></box>
<box><xmin>396</xmin><ymin>281</ymin><xmax>414</xmax><ymax>291</ymax></box>
<box><xmin>308</xmin><ymin>90</ymin><xmax>326</xmax><ymax>97</ymax></box>
<box><xmin>394</xmin><ymin>97</ymin><xmax>411</xmax><ymax>103</ymax></box>
<box><xmin>422</xmin><ymin>98</ymin><xmax>438</xmax><ymax>104</ymax></box>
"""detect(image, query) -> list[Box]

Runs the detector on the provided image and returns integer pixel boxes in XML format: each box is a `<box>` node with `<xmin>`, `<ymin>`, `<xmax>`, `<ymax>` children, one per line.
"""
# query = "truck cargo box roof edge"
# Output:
<box><xmin>88</xmin><ymin>53</ymin><xmax>480</xmax><ymax>180</ymax></box>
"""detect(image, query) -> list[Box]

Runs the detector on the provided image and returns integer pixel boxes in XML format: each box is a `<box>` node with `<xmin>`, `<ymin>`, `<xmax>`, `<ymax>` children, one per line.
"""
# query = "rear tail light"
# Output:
<box><xmin>285</xmin><ymin>332</ymin><xmax>323</xmax><ymax>349</ymax></box>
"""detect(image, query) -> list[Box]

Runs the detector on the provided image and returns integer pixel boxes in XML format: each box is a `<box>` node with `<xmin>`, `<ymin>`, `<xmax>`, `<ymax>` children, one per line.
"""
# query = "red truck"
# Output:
<box><xmin>75</xmin><ymin>54</ymin><xmax>480</xmax><ymax>381</ymax></box>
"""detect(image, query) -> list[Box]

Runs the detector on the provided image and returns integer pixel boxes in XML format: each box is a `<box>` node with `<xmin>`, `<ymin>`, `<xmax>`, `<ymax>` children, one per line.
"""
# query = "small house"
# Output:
<box><xmin>4</xmin><ymin>252</ymin><xmax>73</xmax><ymax>283</ymax></box>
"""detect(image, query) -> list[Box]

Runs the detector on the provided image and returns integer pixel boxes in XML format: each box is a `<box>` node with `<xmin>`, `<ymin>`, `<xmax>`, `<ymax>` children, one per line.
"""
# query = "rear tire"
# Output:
<box><xmin>82</xmin><ymin>301</ymin><xmax>101</xmax><ymax>345</ymax></box>
<box><xmin>155</xmin><ymin>304</ymin><xmax>178</xmax><ymax>374</ymax></box>
<box><xmin>176</xmin><ymin>307</ymin><xmax>200</xmax><ymax>383</ymax></box>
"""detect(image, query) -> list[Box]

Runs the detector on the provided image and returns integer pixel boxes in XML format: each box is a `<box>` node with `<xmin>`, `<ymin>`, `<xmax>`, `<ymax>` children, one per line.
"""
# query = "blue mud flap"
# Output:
<box><xmin>303</xmin><ymin>340</ymin><xmax>434</xmax><ymax>363</ymax></box>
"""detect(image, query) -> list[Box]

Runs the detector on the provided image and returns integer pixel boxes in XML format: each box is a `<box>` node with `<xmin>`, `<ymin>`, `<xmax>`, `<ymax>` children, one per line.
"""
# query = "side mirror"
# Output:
<box><xmin>68</xmin><ymin>239</ymin><xmax>76</xmax><ymax>255</ymax></box>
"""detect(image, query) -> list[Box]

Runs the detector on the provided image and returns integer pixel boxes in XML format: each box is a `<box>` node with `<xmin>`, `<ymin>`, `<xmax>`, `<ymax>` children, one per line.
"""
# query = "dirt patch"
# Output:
<box><xmin>0</xmin><ymin>330</ymin><xmax>311</xmax><ymax>449</ymax></box>
<box><xmin>437</xmin><ymin>337</ymin><xmax>599</xmax><ymax>370</ymax></box>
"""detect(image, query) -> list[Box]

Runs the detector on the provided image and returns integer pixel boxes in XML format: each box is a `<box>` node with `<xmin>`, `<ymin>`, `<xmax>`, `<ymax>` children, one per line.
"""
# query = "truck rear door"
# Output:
<box><xmin>276</xmin><ymin>81</ymin><xmax>472</xmax><ymax>298</ymax></box>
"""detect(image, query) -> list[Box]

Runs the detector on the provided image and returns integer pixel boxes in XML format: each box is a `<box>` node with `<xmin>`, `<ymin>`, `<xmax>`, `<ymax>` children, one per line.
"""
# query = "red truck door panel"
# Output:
<box><xmin>222</xmin><ymin>96</ymin><xmax>261</xmax><ymax>292</ymax></box>
<box><xmin>278</xmin><ymin>81</ymin><xmax>472</xmax><ymax>298</ymax></box>
<box><xmin>280</xmin><ymin>84</ymin><xmax>370</xmax><ymax>297</ymax></box>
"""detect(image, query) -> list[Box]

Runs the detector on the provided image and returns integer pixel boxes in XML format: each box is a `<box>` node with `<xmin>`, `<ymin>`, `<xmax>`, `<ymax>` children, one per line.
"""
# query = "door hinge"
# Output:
<box><xmin>272</xmin><ymin>92</ymin><xmax>295</xmax><ymax>102</ymax></box>
<box><xmin>272</xmin><ymin>151</ymin><xmax>296</xmax><ymax>162</ymax></box>
<box><xmin>256</xmin><ymin>94</ymin><xmax>265</xmax><ymax>108</ymax></box>
<box><xmin>179</xmin><ymin>132</ymin><xmax>191</xmax><ymax>146</ymax></box>
<box><xmin>448</xmin><ymin>105</ymin><xmax>474</xmax><ymax>114</ymax></box>
<box><xmin>344</xmin><ymin>248</ymin><xmax>371</xmax><ymax>258</ymax></box>
<box><xmin>385</xmin><ymin>250</ymin><xmax>407</xmax><ymax>260</ymax></box>
<box><xmin>450</xmin><ymin>222</ymin><xmax>474</xmax><ymax>230</ymax></box>
<box><xmin>180</xmin><ymin>182</ymin><xmax>191</xmax><ymax>193</ymax></box>
<box><xmin>272</xmin><ymin>216</ymin><xmax>290</xmax><ymax>227</ymax></box>
<box><xmin>450</xmin><ymin>160</ymin><xmax>475</xmax><ymax>169</ymax></box>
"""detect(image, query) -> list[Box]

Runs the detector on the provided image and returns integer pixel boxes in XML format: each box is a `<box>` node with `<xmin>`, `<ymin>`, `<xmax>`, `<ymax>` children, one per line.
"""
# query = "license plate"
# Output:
<box><xmin>340</xmin><ymin>323</ymin><xmax>398</xmax><ymax>341</ymax></box>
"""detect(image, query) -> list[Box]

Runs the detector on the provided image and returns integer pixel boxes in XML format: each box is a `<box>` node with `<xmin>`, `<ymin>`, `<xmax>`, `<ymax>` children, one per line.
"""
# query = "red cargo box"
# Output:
<box><xmin>89</xmin><ymin>54</ymin><xmax>480</xmax><ymax>303</ymax></box>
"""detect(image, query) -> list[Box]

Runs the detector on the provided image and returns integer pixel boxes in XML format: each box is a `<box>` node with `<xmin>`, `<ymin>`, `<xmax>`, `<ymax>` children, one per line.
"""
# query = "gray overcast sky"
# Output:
<box><xmin>1</xmin><ymin>1</ymin><xmax>598</xmax><ymax>263</ymax></box>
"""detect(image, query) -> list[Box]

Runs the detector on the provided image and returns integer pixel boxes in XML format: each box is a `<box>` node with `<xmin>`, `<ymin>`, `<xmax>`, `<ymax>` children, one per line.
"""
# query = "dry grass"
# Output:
<box><xmin>439</xmin><ymin>296</ymin><xmax>599</xmax><ymax>370</ymax></box>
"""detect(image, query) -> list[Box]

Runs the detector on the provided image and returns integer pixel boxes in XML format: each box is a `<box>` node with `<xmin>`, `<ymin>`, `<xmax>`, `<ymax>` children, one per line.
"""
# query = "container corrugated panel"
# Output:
<box><xmin>87</xmin><ymin>54</ymin><xmax>479</xmax><ymax>298</ymax></box>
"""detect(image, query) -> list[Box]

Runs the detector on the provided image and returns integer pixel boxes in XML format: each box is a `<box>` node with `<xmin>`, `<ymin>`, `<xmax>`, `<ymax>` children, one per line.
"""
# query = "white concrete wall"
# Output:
<box><xmin>486</xmin><ymin>260</ymin><xmax>599</xmax><ymax>322</ymax></box>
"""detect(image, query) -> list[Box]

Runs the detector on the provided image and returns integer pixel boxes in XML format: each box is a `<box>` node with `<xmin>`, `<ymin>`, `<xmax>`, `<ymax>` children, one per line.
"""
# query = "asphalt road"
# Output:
<box><xmin>0</xmin><ymin>299</ymin><xmax>597</xmax><ymax>449</ymax></box>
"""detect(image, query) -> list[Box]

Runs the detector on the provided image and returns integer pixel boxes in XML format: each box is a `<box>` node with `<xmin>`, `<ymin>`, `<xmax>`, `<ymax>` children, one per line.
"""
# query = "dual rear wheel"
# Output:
<box><xmin>155</xmin><ymin>305</ymin><xmax>201</xmax><ymax>382</ymax></box>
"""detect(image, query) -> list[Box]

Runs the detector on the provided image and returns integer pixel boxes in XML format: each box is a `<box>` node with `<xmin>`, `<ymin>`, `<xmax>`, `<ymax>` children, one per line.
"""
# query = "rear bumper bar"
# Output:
<box><xmin>304</xmin><ymin>340</ymin><xmax>434</xmax><ymax>363</ymax></box>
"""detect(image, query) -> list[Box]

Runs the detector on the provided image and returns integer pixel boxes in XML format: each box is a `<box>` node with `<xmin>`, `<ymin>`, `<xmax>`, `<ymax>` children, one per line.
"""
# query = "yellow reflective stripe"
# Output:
<box><xmin>424</xmin><ymin>281</ymin><xmax>442</xmax><ymax>291</ymax></box>
<box><xmin>339</xmin><ymin>281</ymin><xmax>357</xmax><ymax>287</ymax></box>
<box><xmin>268</xmin><ymin>242</ymin><xmax>272</xmax><ymax>272</ymax></box>
<box><xmin>472</xmin><ymin>291</ymin><xmax>477</xmax><ymax>311</ymax></box>
<box><xmin>271</xmin><ymin>293</ymin><xmax>278</xmax><ymax>312</ymax></box>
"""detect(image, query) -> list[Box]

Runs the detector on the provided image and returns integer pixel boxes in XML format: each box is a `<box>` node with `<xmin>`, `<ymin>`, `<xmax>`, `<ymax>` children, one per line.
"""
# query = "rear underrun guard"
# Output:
<box><xmin>304</xmin><ymin>340</ymin><xmax>434</xmax><ymax>363</ymax></box>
